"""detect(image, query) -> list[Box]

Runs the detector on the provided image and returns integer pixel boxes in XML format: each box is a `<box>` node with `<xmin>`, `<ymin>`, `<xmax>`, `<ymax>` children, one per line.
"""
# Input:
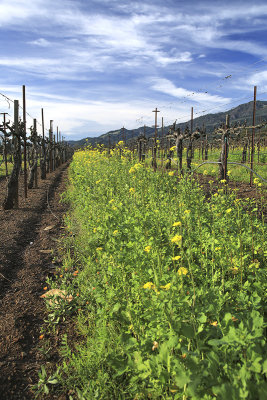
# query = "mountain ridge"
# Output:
<box><xmin>68</xmin><ymin>100</ymin><xmax>267</xmax><ymax>147</ymax></box>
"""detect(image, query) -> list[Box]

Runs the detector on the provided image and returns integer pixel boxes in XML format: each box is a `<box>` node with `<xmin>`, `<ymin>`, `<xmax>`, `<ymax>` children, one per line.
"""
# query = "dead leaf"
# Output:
<box><xmin>39</xmin><ymin>249</ymin><xmax>53</xmax><ymax>254</ymax></box>
<box><xmin>43</xmin><ymin>225</ymin><xmax>55</xmax><ymax>231</ymax></box>
<box><xmin>40</xmin><ymin>289</ymin><xmax>73</xmax><ymax>306</ymax></box>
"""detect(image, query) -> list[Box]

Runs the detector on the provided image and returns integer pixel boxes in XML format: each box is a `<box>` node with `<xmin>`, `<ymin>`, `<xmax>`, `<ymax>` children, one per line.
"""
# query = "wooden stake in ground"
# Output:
<box><xmin>28</xmin><ymin>119</ymin><xmax>38</xmax><ymax>189</ymax></box>
<box><xmin>152</xmin><ymin>108</ymin><xmax>160</xmax><ymax>171</ymax></box>
<box><xmin>3</xmin><ymin>100</ymin><xmax>21</xmax><ymax>210</ymax></box>
<box><xmin>250</xmin><ymin>86</ymin><xmax>257</xmax><ymax>186</ymax></box>
<box><xmin>49</xmin><ymin>120</ymin><xmax>52</xmax><ymax>172</ymax></box>
<box><xmin>22</xmin><ymin>85</ymin><xmax>27</xmax><ymax>198</ymax></box>
<box><xmin>0</xmin><ymin>112</ymin><xmax>9</xmax><ymax>177</ymax></box>
<box><xmin>40</xmin><ymin>108</ymin><xmax>46</xmax><ymax>179</ymax></box>
<box><xmin>186</xmin><ymin>107</ymin><xmax>193</xmax><ymax>169</ymax></box>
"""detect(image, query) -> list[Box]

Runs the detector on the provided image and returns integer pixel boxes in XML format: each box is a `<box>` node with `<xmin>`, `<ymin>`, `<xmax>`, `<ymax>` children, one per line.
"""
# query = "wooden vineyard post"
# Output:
<box><xmin>250</xmin><ymin>86</ymin><xmax>257</xmax><ymax>186</ymax></box>
<box><xmin>34</xmin><ymin>119</ymin><xmax>38</xmax><ymax>188</ymax></box>
<box><xmin>28</xmin><ymin>119</ymin><xmax>38</xmax><ymax>189</ymax></box>
<box><xmin>0</xmin><ymin>112</ymin><xmax>9</xmax><ymax>176</ymax></box>
<box><xmin>218</xmin><ymin>114</ymin><xmax>230</xmax><ymax>182</ymax></box>
<box><xmin>152</xmin><ymin>108</ymin><xmax>160</xmax><ymax>171</ymax></box>
<box><xmin>186</xmin><ymin>107</ymin><xmax>193</xmax><ymax>170</ymax></box>
<box><xmin>224</xmin><ymin>114</ymin><xmax>230</xmax><ymax>181</ymax></box>
<box><xmin>49</xmin><ymin>120</ymin><xmax>53</xmax><ymax>172</ymax></box>
<box><xmin>22</xmin><ymin>85</ymin><xmax>27</xmax><ymax>198</ymax></box>
<box><xmin>53</xmin><ymin>134</ymin><xmax>56</xmax><ymax>171</ymax></box>
<box><xmin>13</xmin><ymin>100</ymin><xmax>19</xmax><ymax>208</ymax></box>
<box><xmin>41</xmin><ymin>108</ymin><xmax>46</xmax><ymax>179</ymax></box>
<box><xmin>2</xmin><ymin>100</ymin><xmax>21</xmax><ymax>209</ymax></box>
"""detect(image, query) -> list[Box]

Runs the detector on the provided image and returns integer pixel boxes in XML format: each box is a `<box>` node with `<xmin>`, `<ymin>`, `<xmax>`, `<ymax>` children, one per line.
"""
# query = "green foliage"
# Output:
<box><xmin>40</xmin><ymin>146</ymin><xmax>266</xmax><ymax>399</ymax></box>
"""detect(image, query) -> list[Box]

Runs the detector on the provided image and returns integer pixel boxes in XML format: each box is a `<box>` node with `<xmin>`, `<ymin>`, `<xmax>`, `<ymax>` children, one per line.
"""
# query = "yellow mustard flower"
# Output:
<box><xmin>96</xmin><ymin>247</ymin><xmax>103</xmax><ymax>251</ymax></box>
<box><xmin>144</xmin><ymin>245</ymin><xmax>151</xmax><ymax>253</ymax></box>
<box><xmin>210</xmin><ymin>321</ymin><xmax>218</xmax><ymax>327</ymax></box>
<box><xmin>109</xmin><ymin>199</ymin><xmax>115</xmax><ymax>203</ymax></box>
<box><xmin>143</xmin><ymin>282</ymin><xmax>155</xmax><ymax>289</ymax></box>
<box><xmin>173</xmin><ymin>221</ymin><xmax>182</xmax><ymax>227</ymax></box>
<box><xmin>226</xmin><ymin>208</ymin><xmax>232</xmax><ymax>213</ymax></box>
<box><xmin>168</xmin><ymin>171</ymin><xmax>175</xmax><ymax>176</ymax></box>
<box><xmin>160</xmin><ymin>283</ymin><xmax>171</xmax><ymax>290</ymax></box>
<box><xmin>113</xmin><ymin>230</ymin><xmax>118</xmax><ymax>235</ymax></box>
<box><xmin>172</xmin><ymin>255</ymin><xmax>181</xmax><ymax>261</ymax></box>
<box><xmin>171</xmin><ymin>235</ymin><xmax>182</xmax><ymax>244</ymax></box>
<box><xmin>178</xmin><ymin>267</ymin><xmax>188</xmax><ymax>276</ymax></box>
<box><xmin>129</xmin><ymin>187</ymin><xmax>135</xmax><ymax>193</ymax></box>
<box><xmin>184</xmin><ymin>210</ymin><xmax>190</xmax><ymax>215</ymax></box>
<box><xmin>170</xmin><ymin>146</ymin><xmax>176</xmax><ymax>151</ymax></box>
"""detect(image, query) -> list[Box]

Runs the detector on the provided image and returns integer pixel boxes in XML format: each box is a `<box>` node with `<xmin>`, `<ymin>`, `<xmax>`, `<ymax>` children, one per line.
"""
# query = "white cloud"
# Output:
<box><xmin>150</xmin><ymin>78</ymin><xmax>231</xmax><ymax>104</ymax></box>
<box><xmin>28</xmin><ymin>38</ymin><xmax>50</xmax><ymax>47</ymax></box>
<box><xmin>247</xmin><ymin>70</ymin><xmax>267</xmax><ymax>86</ymax></box>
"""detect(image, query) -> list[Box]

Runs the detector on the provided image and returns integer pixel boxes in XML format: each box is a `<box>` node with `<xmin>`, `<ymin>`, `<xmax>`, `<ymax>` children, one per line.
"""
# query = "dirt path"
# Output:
<box><xmin>0</xmin><ymin>163</ymin><xmax>70</xmax><ymax>399</ymax></box>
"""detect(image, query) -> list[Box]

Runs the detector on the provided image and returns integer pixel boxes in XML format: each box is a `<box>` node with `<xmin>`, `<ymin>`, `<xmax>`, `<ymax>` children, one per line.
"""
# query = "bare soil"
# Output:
<box><xmin>0</xmin><ymin>164</ymin><xmax>70</xmax><ymax>399</ymax></box>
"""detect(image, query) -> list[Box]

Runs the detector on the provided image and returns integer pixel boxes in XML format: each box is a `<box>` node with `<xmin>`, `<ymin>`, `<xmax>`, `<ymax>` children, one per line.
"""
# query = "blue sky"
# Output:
<box><xmin>0</xmin><ymin>0</ymin><xmax>267</xmax><ymax>140</ymax></box>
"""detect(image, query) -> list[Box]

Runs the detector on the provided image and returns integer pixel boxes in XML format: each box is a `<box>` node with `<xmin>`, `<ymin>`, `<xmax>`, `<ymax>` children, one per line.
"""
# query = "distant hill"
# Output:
<box><xmin>68</xmin><ymin>100</ymin><xmax>267</xmax><ymax>148</ymax></box>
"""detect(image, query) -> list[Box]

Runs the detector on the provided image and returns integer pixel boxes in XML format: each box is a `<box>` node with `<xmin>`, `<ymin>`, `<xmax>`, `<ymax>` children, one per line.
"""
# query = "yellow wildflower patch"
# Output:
<box><xmin>171</xmin><ymin>235</ymin><xmax>182</xmax><ymax>244</ymax></box>
<box><xmin>173</xmin><ymin>221</ymin><xmax>181</xmax><ymax>227</ymax></box>
<box><xmin>178</xmin><ymin>267</ymin><xmax>188</xmax><ymax>276</ymax></box>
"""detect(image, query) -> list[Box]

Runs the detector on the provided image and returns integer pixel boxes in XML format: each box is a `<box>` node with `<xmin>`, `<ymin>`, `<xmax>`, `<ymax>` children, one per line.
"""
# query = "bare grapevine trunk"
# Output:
<box><xmin>3</xmin><ymin>138</ymin><xmax>21</xmax><ymax>209</ymax></box>
<box><xmin>218</xmin><ymin>133</ymin><xmax>229</xmax><ymax>181</ymax></box>
<box><xmin>176</xmin><ymin>129</ymin><xmax>183</xmax><ymax>172</ymax></box>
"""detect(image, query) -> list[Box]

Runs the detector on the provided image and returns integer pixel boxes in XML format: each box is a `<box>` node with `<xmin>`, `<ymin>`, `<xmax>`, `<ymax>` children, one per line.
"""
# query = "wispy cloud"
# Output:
<box><xmin>0</xmin><ymin>0</ymin><xmax>266</xmax><ymax>139</ymax></box>
<box><xmin>28</xmin><ymin>38</ymin><xmax>50</xmax><ymax>47</ymax></box>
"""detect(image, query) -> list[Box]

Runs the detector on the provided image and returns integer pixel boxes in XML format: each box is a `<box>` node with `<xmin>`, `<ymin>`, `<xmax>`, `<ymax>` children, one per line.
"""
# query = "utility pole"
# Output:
<box><xmin>0</xmin><ymin>112</ymin><xmax>9</xmax><ymax>176</ymax></box>
<box><xmin>22</xmin><ymin>85</ymin><xmax>27</xmax><ymax>198</ymax></box>
<box><xmin>250</xmin><ymin>86</ymin><xmax>257</xmax><ymax>186</ymax></box>
<box><xmin>152</xmin><ymin>108</ymin><xmax>160</xmax><ymax>171</ymax></box>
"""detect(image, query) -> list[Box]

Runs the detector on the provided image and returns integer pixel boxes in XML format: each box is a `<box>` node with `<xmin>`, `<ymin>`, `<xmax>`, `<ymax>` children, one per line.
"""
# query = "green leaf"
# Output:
<box><xmin>174</xmin><ymin>370</ymin><xmax>191</xmax><ymax>388</ymax></box>
<box><xmin>112</xmin><ymin>303</ymin><xmax>121</xmax><ymax>313</ymax></box>
<box><xmin>262</xmin><ymin>359</ymin><xmax>267</xmax><ymax>376</ymax></box>
<box><xmin>181</xmin><ymin>324</ymin><xmax>195</xmax><ymax>339</ymax></box>
<box><xmin>198</xmin><ymin>313</ymin><xmax>207</xmax><ymax>323</ymax></box>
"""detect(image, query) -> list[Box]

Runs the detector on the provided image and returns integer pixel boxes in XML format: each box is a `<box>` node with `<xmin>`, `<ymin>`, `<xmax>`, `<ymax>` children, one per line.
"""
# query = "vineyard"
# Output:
<box><xmin>0</xmin><ymin>89</ymin><xmax>73</xmax><ymax>210</ymax></box>
<box><xmin>29</xmin><ymin>144</ymin><xmax>266</xmax><ymax>400</ymax></box>
<box><xmin>0</xmin><ymin>89</ymin><xmax>266</xmax><ymax>400</ymax></box>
